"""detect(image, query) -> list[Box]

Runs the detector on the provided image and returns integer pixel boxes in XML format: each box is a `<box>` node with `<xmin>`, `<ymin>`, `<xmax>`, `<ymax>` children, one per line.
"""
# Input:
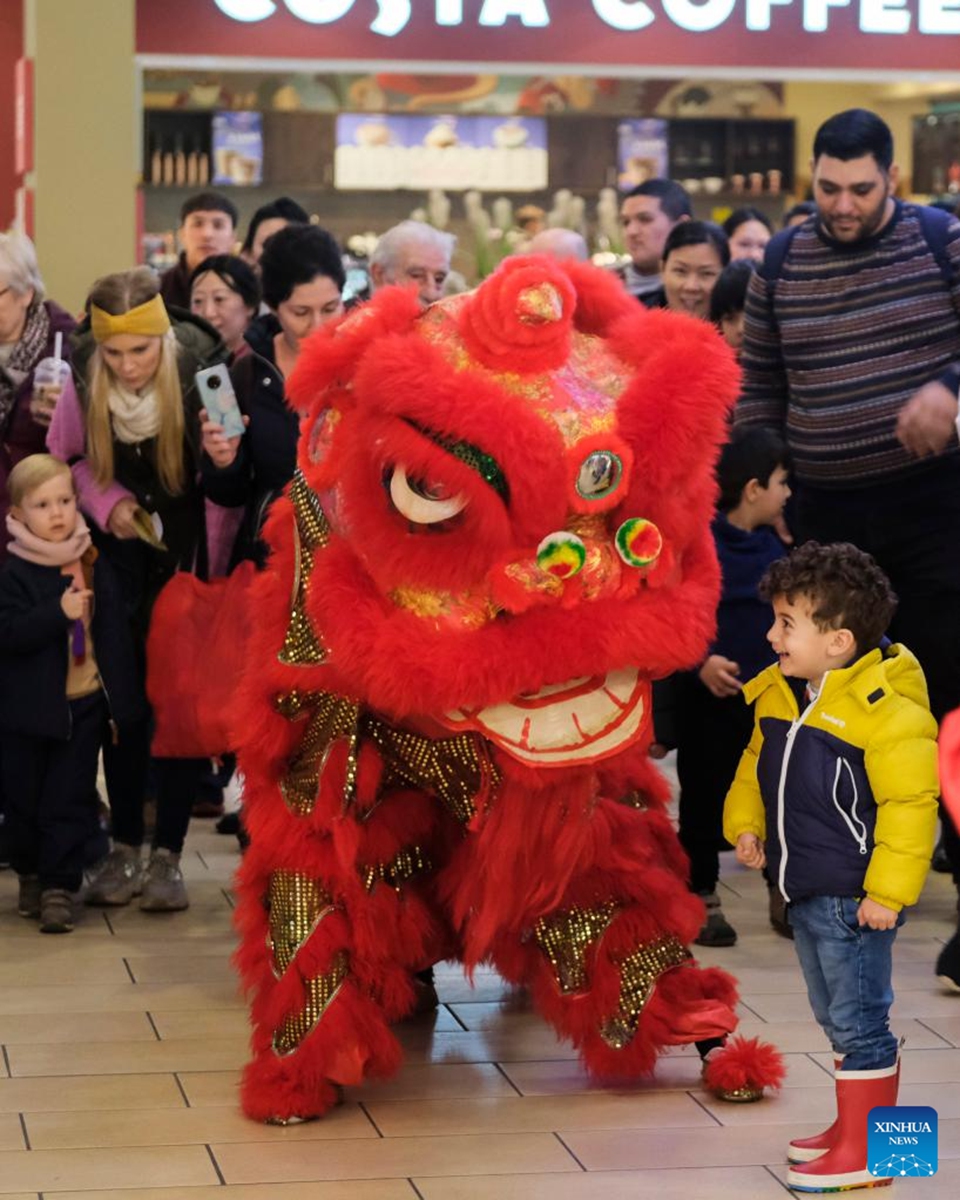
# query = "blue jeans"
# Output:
<box><xmin>789</xmin><ymin>895</ymin><xmax>902</xmax><ymax>1071</ymax></box>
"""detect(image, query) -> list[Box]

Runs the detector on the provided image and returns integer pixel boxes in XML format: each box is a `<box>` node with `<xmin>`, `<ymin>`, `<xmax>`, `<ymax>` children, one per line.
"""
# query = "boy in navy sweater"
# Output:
<box><xmin>676</xmin><ymin>427</ymin><xmax>790</xmax><ymax>946</ymax></box>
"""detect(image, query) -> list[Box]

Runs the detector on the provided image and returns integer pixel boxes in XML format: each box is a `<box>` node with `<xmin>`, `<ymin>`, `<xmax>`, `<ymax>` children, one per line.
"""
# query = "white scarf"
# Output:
<box><xmin>108</xmin><ymin>381</ymin><xmax>160</xmax><ymax>444</ymax></box>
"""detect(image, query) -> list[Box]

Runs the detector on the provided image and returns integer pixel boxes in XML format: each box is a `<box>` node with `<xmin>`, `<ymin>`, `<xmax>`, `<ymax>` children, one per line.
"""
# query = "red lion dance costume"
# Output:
<box><xmin>232</xmin><ymin>256</ymin><xmax>784</xmax><ymax>1122</ymax></box>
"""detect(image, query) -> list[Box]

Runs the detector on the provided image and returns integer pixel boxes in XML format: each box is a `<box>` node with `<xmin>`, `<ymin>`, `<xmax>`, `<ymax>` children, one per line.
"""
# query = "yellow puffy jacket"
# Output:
<box><xmin>723</xmin><ymin>643</ymin><xmax>938</xmax><ymax>912</ymax></box>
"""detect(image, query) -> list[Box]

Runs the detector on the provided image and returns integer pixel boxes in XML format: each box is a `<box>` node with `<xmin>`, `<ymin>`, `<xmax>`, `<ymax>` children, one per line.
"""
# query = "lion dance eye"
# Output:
<box><xmin>615</xmin><ymin>518</ymin><xmax>663</xmax><ymax>568</ymax></box>
<box><xmin>536</xmin><ymin>531</ymin><xmax>586</xmax><ymax>579</ymax></box>
<box><xmin>576</xmin><ymin>451</ymin><xmax>623</xmax><ymax>501</ymax></box>
<box><xmin>389</xmin><ymin>466</ymin><xmax>468</xmax><ymax>525</ymax></box>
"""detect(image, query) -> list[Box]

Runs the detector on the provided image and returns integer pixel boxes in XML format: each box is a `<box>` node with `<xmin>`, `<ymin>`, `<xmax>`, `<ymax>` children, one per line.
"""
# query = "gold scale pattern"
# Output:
<box><xmin>266</xmin><ymin>870</ymin><xmax>346</xmax><ymax>1057</ymax></box>
<box><xmin>274</xmin><ymin>690</ymin><xmax>360</xmax><ymax>817</ymax></box>
<box><xmin>279</xmin><ymin>469</ymin><xmax>329</xmax><ymax>666</ymax></box>
<box><xmin>534</xmin><ymin>902</ymin><xmax>619</xmax><ymax>993</ymax></box>
<box><xmin>366</xmin><ymin>719</ymin><xmax>496</xmax><ymax>826</ymax></box>
<box><xmin>534</xmin><ymin>905</ymin><xmax>691</xmax><ymax>1050</ymax></box>
<box><xmin>360</xmin><ymin>844</ymin><xmax>431</xmax><ymax>893</ymax></box>
<box><xmin>600</xmin><ymin>935</ymin><xmax>692</xmax><ymax>1050</ymax></box>
<box><xmin>274</xmin><ymin>687</ymin><xmax>493</xmax><ymax>826</ymax></box>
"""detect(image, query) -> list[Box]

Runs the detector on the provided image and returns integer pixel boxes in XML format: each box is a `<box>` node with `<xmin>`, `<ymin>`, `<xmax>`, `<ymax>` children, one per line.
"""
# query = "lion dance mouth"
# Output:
<box><xmin>441</xmin><ymin>668</ymin><xmax>649</xmax><ymax>767</ymax></box>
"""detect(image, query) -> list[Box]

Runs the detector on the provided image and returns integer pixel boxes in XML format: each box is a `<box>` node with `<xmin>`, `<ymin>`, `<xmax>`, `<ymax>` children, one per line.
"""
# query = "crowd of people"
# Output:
<box><xmin>0</xmin><ymin>101</ymin><xmax>958</xmax><ymax>1190</ymax></box>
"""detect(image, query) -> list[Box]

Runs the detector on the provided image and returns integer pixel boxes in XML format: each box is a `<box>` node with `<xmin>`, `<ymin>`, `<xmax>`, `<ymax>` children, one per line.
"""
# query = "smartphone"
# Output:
<box><xmin>195</xmin><ymin>364</ymin><xmax>245</xmax><ymax>439</ymax></box>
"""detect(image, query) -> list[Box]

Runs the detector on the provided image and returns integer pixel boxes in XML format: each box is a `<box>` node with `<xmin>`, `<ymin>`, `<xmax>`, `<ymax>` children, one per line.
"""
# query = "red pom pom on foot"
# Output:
<box><xmin>702</xmin><ymin>1035</ymin><xmax>786</xmax><ymax>1103</ymax></box>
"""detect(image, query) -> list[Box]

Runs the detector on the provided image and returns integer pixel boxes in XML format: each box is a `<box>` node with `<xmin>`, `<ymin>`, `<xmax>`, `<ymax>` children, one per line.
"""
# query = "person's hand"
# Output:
<box><xmin>735</xmin><ymin>832</ymin><xmax>766</xmax><ymax>869</ymax></box>
<box><xmin>772</xmin><ymin>511</ymin><xmax>794</xmax><ymax>546</ymax></box>
<box><xmin>857</xmin><ymin>897</ymin><xmax>898</xmax><ymax>930</ymax></box>
<box><xmin>28</xmin><ymin>382</ymin><xmax>62</xmax><ymax>427</ymax></box>
<box><xmin>200</xmin><ymin>407</ymin><xmax>246</xmax><ymax>469</ymax></box>
<box><xmin>61</xmin><ymin>586</ymin><xmax>92</xmax><ymax>621</ymax></box>
<box><xmin>895</xmin><ymin>381</ymin><xmax>959</xmax><ymax>457</ymax></box>
<box><xmin>699</xmin><ymin>655</ymin><xmax>742</xmax><ymax>698</ymax></box>
<box><xmin>107</xmin><ymin>496</ymin><xmax>140</xmax><ymax>540</ymax></box>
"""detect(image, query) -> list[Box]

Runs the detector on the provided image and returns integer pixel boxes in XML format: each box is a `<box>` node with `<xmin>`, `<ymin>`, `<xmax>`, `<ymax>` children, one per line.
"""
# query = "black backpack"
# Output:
<box><xmin>763</xmin><ymin>203</ymin><xmax>957</xmax><ymax>291</ymax></box>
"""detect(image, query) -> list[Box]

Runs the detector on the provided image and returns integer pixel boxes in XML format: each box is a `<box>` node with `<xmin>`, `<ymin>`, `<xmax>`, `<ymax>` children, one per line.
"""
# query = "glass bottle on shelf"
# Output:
<box><xmin>186</xmin><ymin>140</ymin><xmax>199</xmax><ymax>188</ymax></box>
<box><xmin>149</xmin><ymin>137</ymin><xmax>162</xmax><ymax>186</ymax></box>
<box><xmin>174</xmin><ymin>136</ymin><xmax>187</xmax><ymax>187</ymax></box>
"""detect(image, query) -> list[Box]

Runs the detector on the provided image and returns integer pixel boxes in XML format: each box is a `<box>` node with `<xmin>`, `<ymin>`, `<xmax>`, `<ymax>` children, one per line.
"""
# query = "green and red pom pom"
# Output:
<box><xmin>616</xmin><ymin>518</ymin><xmax>662</xmax><ymax>568</ymax></box>
<box><xmin>536</xmin><ymin>532</ymin><xmax>586</xmax><ymax>580</ymax></box>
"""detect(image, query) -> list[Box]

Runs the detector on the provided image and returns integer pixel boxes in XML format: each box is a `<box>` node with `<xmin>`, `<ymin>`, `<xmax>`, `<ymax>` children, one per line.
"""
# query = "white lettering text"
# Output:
<box><xmin>284</xmin><ymin>0</ymin><xmax>354</xmax><ymax>24</ymax></box>
<box><xmin>435</xmin><ymin>0</ymin><xmax>464</xmax><ymax>24</ymax></box>
<box><xmin>478</xmin><ymin>0</ymin><xmax>551</xmax><ymax>26</ymax></box>
<box><xmin>745</xmin><ymin>0</ymin><xmax>793</xmax><ymax>30</ymax></box>
<box><xmin>861</xmin><ymin>0</ymin><xmax>910</xmax><ymax>29</ymax></box>
<box><xmin>919</xmin><ymin>0</ymin><xmax>960</xmax><ymax>32</ymax></box>
<box><xmin>213</xmin><ymin>0</ymin><xmax>277</xmax><ymax>20</ymax></box>
<box><xmin>211</xmin><ymin>0</ymin><xmax>960</xmax><ymax>37</ymax></box>
<box><xmin>592</xmin><ymin>0</ymin><xmax>655</xmax><ymax>31</ymax></box>
<box><xmin>662</xmin><ymin>0</ymin><xmax>736</xmax><ymax>31</ymax></box>
<box><xmin>804</xmin><ymin>0</ymin><xmax>851</xmax><ymax>31</ymax></box>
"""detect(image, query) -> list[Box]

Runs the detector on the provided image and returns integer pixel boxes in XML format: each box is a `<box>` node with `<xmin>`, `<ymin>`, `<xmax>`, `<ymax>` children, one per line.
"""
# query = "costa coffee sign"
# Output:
<box><xmin>136</xmin><ymin>0</ymin><xmax>960</xmax><ymax>75</ymax></box>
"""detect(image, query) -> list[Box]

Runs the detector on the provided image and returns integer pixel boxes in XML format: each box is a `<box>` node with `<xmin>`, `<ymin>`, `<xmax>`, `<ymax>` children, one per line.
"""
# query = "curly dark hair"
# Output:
<box><xmin>760</xmin><ymin>541</ymin><xmax>897</xmax><ymax>654</ymax></box>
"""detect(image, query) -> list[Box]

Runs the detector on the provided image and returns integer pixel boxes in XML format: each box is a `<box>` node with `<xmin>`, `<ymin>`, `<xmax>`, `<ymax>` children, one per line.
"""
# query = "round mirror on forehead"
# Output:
<box><xmin>576</xmin><ymin>450</ymin><xmax>622</xmax><ymax>501</ymax></box>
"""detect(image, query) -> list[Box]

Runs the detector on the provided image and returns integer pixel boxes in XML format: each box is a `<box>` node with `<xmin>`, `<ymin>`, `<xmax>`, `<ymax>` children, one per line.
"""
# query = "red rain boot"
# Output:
<box><xmin>787</xmin><ymin>1060</ymin><xmax>899</xmax><ymax>1191</ymax></box>
<box><xmin>787</xmin><ymin>1058</ymin><xmax>843</xmax><ymax>1164</ymax></box>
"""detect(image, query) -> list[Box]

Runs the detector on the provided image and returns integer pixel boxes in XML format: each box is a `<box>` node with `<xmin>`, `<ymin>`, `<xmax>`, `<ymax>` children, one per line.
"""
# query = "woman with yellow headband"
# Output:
<box><xmin>47</xmin><ymin>267</ymin><xmax>227</xmax><ymax>913</ymax></box>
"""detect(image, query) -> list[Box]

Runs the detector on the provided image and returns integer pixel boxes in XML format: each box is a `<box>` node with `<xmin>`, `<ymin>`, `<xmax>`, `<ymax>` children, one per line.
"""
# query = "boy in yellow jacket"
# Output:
<box><xmin>724</xmin><ymin>541</ymin><xmax>938</xmax><ymax>1193</ymax></box>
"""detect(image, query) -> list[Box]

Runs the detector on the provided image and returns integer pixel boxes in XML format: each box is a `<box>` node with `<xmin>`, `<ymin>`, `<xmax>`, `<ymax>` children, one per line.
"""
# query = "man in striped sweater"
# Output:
<box><xmin>737</xmin><ymin>108</ymin><xmax>960</xmax><ymax>993</ymax></box>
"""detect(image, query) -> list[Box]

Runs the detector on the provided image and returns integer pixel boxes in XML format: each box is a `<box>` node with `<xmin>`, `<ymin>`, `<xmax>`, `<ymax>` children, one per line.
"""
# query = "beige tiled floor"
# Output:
<box><xmin>0</xmin><ymin>812</ymin><xmax>958</xmax><ymax>1196</ymax></box>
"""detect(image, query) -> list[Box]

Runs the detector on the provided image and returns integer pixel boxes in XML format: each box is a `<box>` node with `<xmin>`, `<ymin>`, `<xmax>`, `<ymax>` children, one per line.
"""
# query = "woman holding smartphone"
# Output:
<box><xmin>47</xmin><ymin>267</ymin><xmax>227</xmax><ymax>912</ymax></box>
<box><xmin>201</xmin><ymin>223</ymin><xmax>345</xmax><ymax>567</ymax></box>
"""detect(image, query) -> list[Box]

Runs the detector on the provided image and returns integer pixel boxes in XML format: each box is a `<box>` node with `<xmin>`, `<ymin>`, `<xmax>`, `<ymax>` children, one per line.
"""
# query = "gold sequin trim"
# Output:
<box><xmin>534</xmin><ymin>902</ymin><xmax>619</xmax><ymax>994</ymax></box>
<box><xmin>272</xmin><ymin>951</ymin><xmax>348</xmax><ymax>1057</ymax></box>
<box><xmin>273</xmin><ymin>689</ymin><xmax>319</xmax><ymax>721</ymax></box>
<box><xmin>600</xmin><ymin>935</ymin><xmax>691</xmax><ymax>1050</ymax></box>
<box><xmin>366</xmin><ymin>719</ymin><xmax>497</xmax><ymax>825</ymax></box>
<box><xmin>274</xmin><ymin>689</ymin><xmax>497</xmax><ymax>825</ymax></box>
<box><xmin>279</xmin><ymin>470</ymin><xmax>329</xmax><ymax>666</ymax></box>
<box><xmin>276</xmin><ymin>692</ymin><xmax>360</xmax><ymax>817</ymax></box>
<box><xmin>266</xmin><ymin>870</ymin><xmax>335</xmax><ymax>977</ymax></box>
<box><xmin>359</xmin><ymin>844</ymin><xmax>431</xmax><ymax>893</ymax></box>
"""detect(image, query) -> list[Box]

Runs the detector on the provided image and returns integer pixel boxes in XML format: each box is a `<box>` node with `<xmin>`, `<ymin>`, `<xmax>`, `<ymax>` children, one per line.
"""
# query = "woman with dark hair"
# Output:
<box><xmin>722</xmin><ymin>207</ymin><xmax>773</xmax><ymax>262</ymax></box>
<box><xmin>189</xmin><ymin>255</ymin><xmax>260</xmax><ymax>360</ymax></box>
<box><xmin>661</xmin><ymin>221</ymin><xmax>730</xmax><ymax>320</ymax></box>
<box><xmin>201</xmin><ymin>223</ymin><xmax>346</xmax><ymax>565</ymax></box>
<box><xmin>239</xmin><ymin>196</ymin><xmax>310</xmax><ymax>268</ymax></box>
<box><xmin>709</xmin><ymin>258</ymin><xmax>758</xmax><ymax>360</ymax></box>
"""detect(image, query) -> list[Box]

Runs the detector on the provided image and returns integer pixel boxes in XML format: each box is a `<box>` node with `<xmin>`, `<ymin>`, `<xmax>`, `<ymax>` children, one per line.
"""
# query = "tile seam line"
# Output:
<box><xmin>553</xmin><ymin>1131</ymin><xmax>588</xmax><ymax>1172</ymax></box>
<box><xmin>205</xmin><ymin>1141</ymin><xmax>227</xmax><ymax>1184</ymax></box>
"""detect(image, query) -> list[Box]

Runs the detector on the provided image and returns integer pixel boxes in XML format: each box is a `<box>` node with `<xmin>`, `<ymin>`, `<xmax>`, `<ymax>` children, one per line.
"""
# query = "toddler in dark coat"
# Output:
<box><xmin>0</xmin><ymin>454</ymin><xmax>144</xmax><ymax>932</ymax></box>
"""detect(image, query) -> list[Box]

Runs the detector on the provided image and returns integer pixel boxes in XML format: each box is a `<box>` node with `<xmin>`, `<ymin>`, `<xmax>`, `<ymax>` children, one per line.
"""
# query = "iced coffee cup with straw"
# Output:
<box><xmin>30</xmin><ymin>331</ymin><xmax>71</xmax><ymax>428</ymax></box>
